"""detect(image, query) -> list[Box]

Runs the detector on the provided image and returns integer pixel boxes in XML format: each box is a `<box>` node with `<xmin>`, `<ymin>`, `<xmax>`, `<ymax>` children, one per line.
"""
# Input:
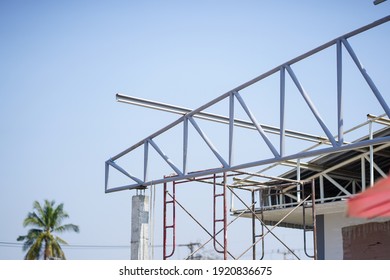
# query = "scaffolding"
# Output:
<box><xmin>159</xmin><ymin>172</ymin><xmax>318</xmax><ymax>260</ymax></box>
<box><xmin>105</xmin><ymin>16</ymin><xmax>390</xmax><ymax>260</ymax></box>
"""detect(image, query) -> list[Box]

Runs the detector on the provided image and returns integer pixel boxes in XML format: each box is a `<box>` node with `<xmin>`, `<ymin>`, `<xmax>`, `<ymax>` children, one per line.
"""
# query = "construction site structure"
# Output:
<box><xmin>106</xmin><ymin>16</ymin><xmax>390</xmax><ymax>260</ymax></box>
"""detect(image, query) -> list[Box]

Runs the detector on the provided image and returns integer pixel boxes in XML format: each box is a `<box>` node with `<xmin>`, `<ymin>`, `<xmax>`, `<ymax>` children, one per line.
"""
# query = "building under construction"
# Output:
<box><xmin>105</xmin><ymin>16</ymin><xmax>390</xmax><ymax>260</ymax></box>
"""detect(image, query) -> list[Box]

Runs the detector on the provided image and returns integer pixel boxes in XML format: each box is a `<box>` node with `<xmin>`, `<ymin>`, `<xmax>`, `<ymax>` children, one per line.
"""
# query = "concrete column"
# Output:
<box><xmin>131</xmin><ymin>194</ymin><xmax>149</xmax><ymax>260</ymax></box>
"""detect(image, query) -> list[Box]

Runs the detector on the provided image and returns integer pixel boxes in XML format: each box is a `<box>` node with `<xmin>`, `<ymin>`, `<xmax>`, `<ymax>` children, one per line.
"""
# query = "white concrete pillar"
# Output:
<box><xmin>131</xmin><ymin>194</ymin><xmax>149</xmax><ymax>260</ymax></box>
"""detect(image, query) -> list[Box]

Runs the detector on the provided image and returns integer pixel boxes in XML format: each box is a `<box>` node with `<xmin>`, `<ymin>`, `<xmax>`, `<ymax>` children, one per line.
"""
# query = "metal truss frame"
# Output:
<box><xmin>105</xmin><ymin>16</ymin><xmax>390</xmax><ymax>193</ymax></box>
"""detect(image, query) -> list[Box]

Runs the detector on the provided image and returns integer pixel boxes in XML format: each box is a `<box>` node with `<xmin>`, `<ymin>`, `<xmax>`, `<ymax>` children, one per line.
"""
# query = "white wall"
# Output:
<box><xmin>323</xmin><ymin>212</ymin><xmax>390</xmax><ymax>259</ymax></box>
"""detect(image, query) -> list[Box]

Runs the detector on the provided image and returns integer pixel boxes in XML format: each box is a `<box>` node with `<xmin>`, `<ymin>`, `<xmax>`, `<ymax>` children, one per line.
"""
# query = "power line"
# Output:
<box><xmin>0</xmin><ymin>241</ymin><xmax>131</xmax><ymax>250</ymax></box>
<box><xmin>1</xmin><ymin>241</ymin><xmax>313</xmax><ymax>259</ymax></box>
<box><xmin>0</xmin><ymin>241</ymin><xmax>185</xmax><ymax>250</ymax></box>
<box><xmin>0</xmin><ymin>242</ymin><xmax>22</xmax><ymax>248</ymax></box>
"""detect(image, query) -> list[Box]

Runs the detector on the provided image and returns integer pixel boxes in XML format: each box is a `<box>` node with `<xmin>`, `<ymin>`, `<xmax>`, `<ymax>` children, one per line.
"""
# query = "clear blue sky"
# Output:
<box><xmin>0</xmin><ymin>1</ymin><xmax>389</xmax><ymax>260</ymax></box>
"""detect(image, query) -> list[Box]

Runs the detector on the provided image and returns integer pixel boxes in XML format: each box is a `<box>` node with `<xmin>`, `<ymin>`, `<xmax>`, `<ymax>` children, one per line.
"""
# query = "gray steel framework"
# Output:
<box><xmin>105</xmin><ymin>16</ymin><xmax>390</xmax><ymax>193</ymax></box>
<box><xmin>105</xmin><ymin>16</ymin><xmax>389</xmax><ymax>260</ymax></box>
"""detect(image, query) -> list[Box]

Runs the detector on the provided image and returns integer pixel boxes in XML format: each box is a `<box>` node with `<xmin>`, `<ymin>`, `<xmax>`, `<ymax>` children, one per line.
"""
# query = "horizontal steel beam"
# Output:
<box><xmin>367</xmin><ymin>114</ymin><xmax>390</xmax><ymax>126</ymax></box>
<box><xmin>117</xmin><ymin>93</ymin><xmax>329</xmax><ymax>144</ymax></box>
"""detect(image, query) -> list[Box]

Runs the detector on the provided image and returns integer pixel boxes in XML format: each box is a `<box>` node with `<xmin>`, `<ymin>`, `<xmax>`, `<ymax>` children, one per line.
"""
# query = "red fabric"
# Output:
<box><xmin>347</xmin><ymin>175</ymin><xmax>390</xmax><ymax>218</ymax></box>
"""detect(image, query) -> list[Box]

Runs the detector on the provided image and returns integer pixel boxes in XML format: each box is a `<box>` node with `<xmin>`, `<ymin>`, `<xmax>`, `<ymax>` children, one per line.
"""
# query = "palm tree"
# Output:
<box><xmin>17</xmin><ymin>200</ymin><xmax>80</xmax><ymax>260</ymax></box>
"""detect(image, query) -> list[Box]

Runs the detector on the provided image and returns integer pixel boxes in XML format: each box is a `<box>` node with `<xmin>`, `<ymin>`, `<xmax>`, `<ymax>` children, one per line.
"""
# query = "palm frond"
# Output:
<box><xmin>23</xmin><ymin>212</ymin><xmax>45</xmax><ymax>228</ymax></box>
<box><xmin>20</xmin><ymin>229</ymin><xmax>43</xmax><ymax>251</ymax></box>
<box><xmin>52</xmin><ymin>203</ymin><xmax>69</xmax><ymax>229</ymax></box>
<box><xmin>25</xmin><ymin>234</ymin><xmax>44</xmax><ymax>260</ymax></box>
<box><xmin>54</xmin><ymin>223</ymin><xmax>80</xmax><ymax>234</ymax></box>
<box><xmin>32</xmin><ymin>201</ymin><xmax>45</xmax><ymax>224</ymax></box>
<box><xmin>55</xmin><ymin>236</ymin><xmax>68</xmax><ymax>245</ymax></box>
<box><xmin>51</xmin><ymin>240</ymin><xmax>66</xmax><ymax>260</ymax></box>
<box><xmin>43</xmin><ymin>200</ymin><xmax>55</xmax><ymax>229</ymax></box>
<box><xmin>17</xmin><ymin>235</ymin><xmax>26</xmax><ymax>242</ymax></box>
<box><xmin>32</xmin><ymin>200</ymin><xmax>43</xmax><ymax>214</ymax></box>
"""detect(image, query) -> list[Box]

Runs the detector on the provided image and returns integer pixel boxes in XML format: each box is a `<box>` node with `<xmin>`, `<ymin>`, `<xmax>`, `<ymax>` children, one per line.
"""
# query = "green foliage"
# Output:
<box><xmin>17</xmin><ymin>200</ymin><xmax>79</xmax><ymax>260</ymax></box>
